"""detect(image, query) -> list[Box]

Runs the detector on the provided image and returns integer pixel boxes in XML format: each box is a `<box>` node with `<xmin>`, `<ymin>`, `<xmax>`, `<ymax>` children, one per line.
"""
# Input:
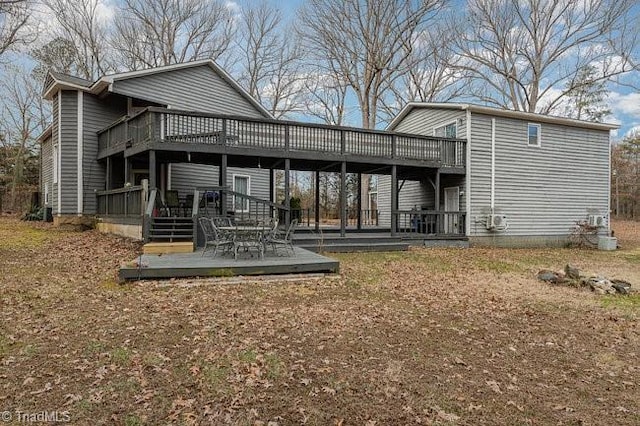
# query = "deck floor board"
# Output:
<box><xmin>120</xmin><ymin>247</ymin><xmax>339</xmax><ymax>280</ymax></box>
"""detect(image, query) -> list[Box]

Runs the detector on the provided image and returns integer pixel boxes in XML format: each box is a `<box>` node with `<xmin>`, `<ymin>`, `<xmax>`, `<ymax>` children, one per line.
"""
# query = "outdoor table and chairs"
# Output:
<box><xmin>199</xmin><ymin>216</ymin><xmax>297</xmax><ymax>260</ymax></box>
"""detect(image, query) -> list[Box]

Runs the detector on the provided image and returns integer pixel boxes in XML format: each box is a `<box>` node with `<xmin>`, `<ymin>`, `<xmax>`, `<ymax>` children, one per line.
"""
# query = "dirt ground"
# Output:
<box><xmin>0</xmin><ymin>218</ymin><xmax>638</xmax><ymax>425</ymax></box>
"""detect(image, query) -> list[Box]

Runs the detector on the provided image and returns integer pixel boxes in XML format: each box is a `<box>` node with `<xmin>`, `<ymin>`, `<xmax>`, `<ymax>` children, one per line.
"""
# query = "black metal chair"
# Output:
<box><xmin>199</xmin><ymin>217</ymin><xmax>234</xmax><ymax>257</ymax></box>
<box><xmin>165</xmin><ymin>190</ymin><xmax>181</xmax><ymax>216</ymax></box>
<box><xmin>265</xmin><ymin>219</ymin><xmax>297</xmax><ymax>256</ymax></box>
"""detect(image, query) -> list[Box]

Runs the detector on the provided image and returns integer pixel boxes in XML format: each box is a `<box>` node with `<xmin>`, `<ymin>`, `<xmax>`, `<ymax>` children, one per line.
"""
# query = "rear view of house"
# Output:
<box><xmin>383</xmin><ymin>103</ymin><xmax>618</xmax><ymax>246</ymax></box>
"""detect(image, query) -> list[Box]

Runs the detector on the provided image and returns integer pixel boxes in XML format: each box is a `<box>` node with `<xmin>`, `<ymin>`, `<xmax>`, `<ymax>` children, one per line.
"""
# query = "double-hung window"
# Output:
<box><xmin>528</xmin><ymin>123</ymin><xmax>541</xmax><ymax>147</ymax></box>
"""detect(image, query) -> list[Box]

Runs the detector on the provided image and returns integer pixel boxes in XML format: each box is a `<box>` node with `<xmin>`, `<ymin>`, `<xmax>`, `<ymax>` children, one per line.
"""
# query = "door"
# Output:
<box><xmin>444</xmin><ymin>186</ymin><xmax>460</xmax><ymax>234</ymax></box>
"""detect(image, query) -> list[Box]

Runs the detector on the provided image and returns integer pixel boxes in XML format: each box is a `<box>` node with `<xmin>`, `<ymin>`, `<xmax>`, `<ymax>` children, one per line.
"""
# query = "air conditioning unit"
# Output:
<box><xmin>588</xmin><ymin>214</ymin><xmax>606</xmax><ymax>228</ymax></box>
<box><xmin>486</xmin><ymin>214</ymin><xmax>508</xmax><ymax>230</ymax></box>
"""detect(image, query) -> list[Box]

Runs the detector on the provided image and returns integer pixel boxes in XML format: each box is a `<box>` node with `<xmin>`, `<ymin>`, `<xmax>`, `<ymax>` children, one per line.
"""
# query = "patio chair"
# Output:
<box><xmin>266</xmin><ymin>219</ymin><xmax>297</xmax><ymax>256</ymax></box>
<box><xmin>199</xmin><ymin>217</ymin><xmax>234</xmax><ymax>257</ymax></box>
<box><xmin>165</xmin><ymin>190</ymin><xmax>181</xmax><ymax>216</ymax></box>
<box><xmin>183</xmin><ymin>194</ymin><xmax>194</xmax><ymax>216</ymax></box>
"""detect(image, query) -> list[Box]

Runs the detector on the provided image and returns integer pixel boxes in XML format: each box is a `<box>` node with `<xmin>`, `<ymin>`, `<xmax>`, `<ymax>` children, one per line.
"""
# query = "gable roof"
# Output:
<box><xmin>388</xmin><ymin>102</ymin><xmax>619</xmax><ymax>132</ymax></box>
<box><xmin>42</xmin><ymin>60</ymin><xmax>273</xmax><ymax>118</ymax></box>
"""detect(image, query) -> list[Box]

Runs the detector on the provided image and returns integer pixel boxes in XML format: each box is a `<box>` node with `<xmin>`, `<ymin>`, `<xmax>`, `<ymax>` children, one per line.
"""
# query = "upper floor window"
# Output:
<box><xmin>528</xmin><ymin>123</ymin><xmax>541</xmax><ymax>147</ymax></box>
<box><xmin>434</xmin><ymin>122</ymin><xmax>457</xmax><ymax>138</ymax></box>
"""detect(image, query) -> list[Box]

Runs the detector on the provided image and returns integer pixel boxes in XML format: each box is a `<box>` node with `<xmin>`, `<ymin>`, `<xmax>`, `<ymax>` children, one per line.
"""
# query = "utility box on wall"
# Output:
<box><xmin>598</xmin><ymin>236</ymin><xmax>617</xmax><ymax>251</ymax></box>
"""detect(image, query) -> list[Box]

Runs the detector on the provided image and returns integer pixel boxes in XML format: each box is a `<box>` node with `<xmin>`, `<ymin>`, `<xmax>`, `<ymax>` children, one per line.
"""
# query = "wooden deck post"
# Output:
<box><xmin>340</xmin><ymin>161</ymin><xmax>347</xmax><ymax>237</ymax></box>
<box><xmin>435</xmin><ymin>170</ymin><xmax>441</xmax><ymax>234</ymax></box>
<box><xmin>220</xmin><ymin>154</ymin><xmax>227</xmax><ymax>216</ymax></box>
<box><xmin>357</xmin><ymin>173</ymin><xmax>362</xmax><ymax>230</ymax></box>
<box><xmin>148</xmin><ymin>150</ymin><xmax>156</xmax><ymax>189</ymax></box>
<box><xmin>315</xmin><ymin>170</ymin><xmax>320</xmax><ymax>231</ymax></box>
<box><xmin>106</xmin><ymin>156</ymin><xmax>112</xmax><ymax>190</ymax></box>
<box><xmin>269</xmin><ymin>168</ymin><xmax>274</xmax><ymax>218</ymax></box>
<box><xmin>391</xmin><ymin>165</ymin><xmax>398</xmax><ymax>236</ymax></box>
<box><xmin>284</xmin><ymin>158</ymin><xmax>291</xmax><ymax>227</ymax></box>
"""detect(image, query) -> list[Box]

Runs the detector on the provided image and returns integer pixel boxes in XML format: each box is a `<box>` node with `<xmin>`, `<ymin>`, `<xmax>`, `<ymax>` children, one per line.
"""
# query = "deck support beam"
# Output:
<box><xmin>148</xmin><ymin>150</ymin><xmax>156</xmax><ymax>189</ymax></box>
<box><xmin>340</xmin><ymin>161</ymin><xmax>347</xmax><ymax>237</ymax></box>
<box><xmin>391</xmin><ymin>164</ymin><xmax>398</xmax><ymax>236</ymax></box>
<box><xmin>106</xmin><ymin>156</ymin><xmax>112</xmax><ymax>190</ymax></box>
<box><xmin>269</xmin><ymin>168</ymin><xmax>274</xmax><ymax>217</ymax></box>
<box><xmin>284</xmin><ymin>158</ymin><xmax>290</xmax><ymax>227</ymax></box>
<box><xmin>220</xmin><ymin>154</ymin><xmax>228</xmax><ymax>216</ymax></box>
<box><xmin>357</xmin><ymin>173</ymin><xmax>362</xmax><ymax>230</ymax></box>
<box><xmin>435</xmin><ymin>170</ymin><xmax>441</xmax><ymax>233</ymax></box>
<box><xmin>315</xmin><ymin>170</ymin><xmax>320</xmax><ymax>231</ymax></box>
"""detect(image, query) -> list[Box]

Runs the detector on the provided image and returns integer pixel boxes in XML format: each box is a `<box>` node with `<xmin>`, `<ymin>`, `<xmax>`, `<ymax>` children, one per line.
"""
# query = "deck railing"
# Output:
<box><xmin>97</xmin><ymin>107</ymin><xmax>467</xmax><ymax>167</ymax></box>
<box><xmin>96</xmin><ymin>184</ymin><xmax>147</xmax><ymax>217</ymax></box>
<box><xmin>394</xmin><ymin>210</ymin><xmax>466</xmax><ymax>236</ymax></box>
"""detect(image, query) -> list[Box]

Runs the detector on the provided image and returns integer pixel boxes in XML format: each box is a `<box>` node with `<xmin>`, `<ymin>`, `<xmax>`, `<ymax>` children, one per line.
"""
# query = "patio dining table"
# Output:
<box><xmin>218</xmin><ymin>225</ymin><xmax>273</xmax><ymax>260</ymax></box>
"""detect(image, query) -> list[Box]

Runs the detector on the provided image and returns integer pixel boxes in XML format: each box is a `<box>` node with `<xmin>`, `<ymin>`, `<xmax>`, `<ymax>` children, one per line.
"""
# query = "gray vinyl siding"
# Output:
<box><xmin>83</xmin><ymin>94</ymin><xmax>128</xmax><ymax>213</ymax></box>
<box><xmin>393</xmin><ymin>108</ymin><xmax>467</xmax><ymax>139</ymax></box>
<box><xmin>468</xmin><ymin>113</ymin><xmax>610</xmax><ymax>238</ymax></box>
<box><xmin>59</xmin><ymin>91</ymin><xmax>78</xmax><ymax>214</ymax></box>
<box><xmin>377</xmin><ymin>178</ymin><xmax>433</xmax><ymax>227</ymax></box>
<box><xmin>169</xmin><ymin>163</ymin><xmax>271</xmax><ymax>209</ymax></box>
<box><xmin>40</xmin><ymin>137</ymin><xmax>53</xmax><ymax>207</ymax></box>
<box><xmin>110</xmin><ymin>65</ymin><xmax>266</xmax><ymax>118</ymax></box>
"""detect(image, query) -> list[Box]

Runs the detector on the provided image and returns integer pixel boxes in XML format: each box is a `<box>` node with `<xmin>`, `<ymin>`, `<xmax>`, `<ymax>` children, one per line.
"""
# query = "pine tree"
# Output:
<box><xmin>563</xmin><ymin>65</ymin><xmax>611</xmax><ymax>122</ymax></box>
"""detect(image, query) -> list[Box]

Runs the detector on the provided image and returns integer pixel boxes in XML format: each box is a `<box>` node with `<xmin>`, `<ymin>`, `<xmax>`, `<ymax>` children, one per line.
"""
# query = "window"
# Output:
<box><xmin>434</xmin><ymin>122</ymin><xmax>457</xmax><ymax>138</ymax></box>
<box><xmin>233</xmin><ymin>175</ymin><xmax>250</xmax><ymax>212</ymax></box>
<box><xmin>53</xmin><ymin>144</ymin><xmax>58</xmax><ymax>183</ymax></box>
<box><xmin>528</xmin><ymin>123</ymin><xmax>541</xmax><ymax>146</ymax></box>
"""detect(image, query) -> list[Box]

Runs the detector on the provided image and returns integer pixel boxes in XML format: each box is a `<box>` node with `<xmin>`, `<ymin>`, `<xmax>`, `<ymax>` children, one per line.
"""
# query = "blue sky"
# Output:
<box><xmin>263</xmin><ymin>0</ymin><xmax>639</xmax><ymax>139</ymax></box>
<box><xmin>14</xmin><ymin>0</ymin><xmax>640</xmax><ymax>139</ymax></box>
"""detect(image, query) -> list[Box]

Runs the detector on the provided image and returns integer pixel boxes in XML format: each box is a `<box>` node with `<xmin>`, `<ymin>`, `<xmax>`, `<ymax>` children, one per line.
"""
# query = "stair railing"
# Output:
<box><xmin>142</xmin><ymin>188</ymin><xmax>158</xmax><ymax>242</ymax></box>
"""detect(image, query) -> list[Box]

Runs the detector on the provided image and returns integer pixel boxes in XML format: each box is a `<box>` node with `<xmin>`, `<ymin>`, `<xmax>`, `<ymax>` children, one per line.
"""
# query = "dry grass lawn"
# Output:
<box><xmin>0</xmin><ymin>218</ymin><xmax>639</xmax><ymax>425</ymax></box>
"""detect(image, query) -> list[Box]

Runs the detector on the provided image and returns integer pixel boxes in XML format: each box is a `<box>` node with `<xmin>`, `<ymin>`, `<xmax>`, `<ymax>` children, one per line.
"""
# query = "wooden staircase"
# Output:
<box><xmin>143</xmin><ymin>217</ymin><xmax>194</xmax><ymax>254</ymax></box>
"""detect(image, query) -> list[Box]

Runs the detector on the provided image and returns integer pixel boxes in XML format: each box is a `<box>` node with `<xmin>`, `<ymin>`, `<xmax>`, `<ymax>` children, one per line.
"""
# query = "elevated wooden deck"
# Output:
<box><xmin>97</xmin><ymin>107</ymin><xmax>466</xmax><ymax>172</ymax></box>
<box><xmin>119</xmin><ymin>247</ymin><xmax>339</xmax><ymax>281</ymax></box>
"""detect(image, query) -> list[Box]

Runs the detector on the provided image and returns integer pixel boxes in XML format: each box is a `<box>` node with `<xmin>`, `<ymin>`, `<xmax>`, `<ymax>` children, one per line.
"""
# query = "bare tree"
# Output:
<box><xmin>298</xmin><ymin>0</ymin><xmax>444</xmax><ymax>129</ymax></box>
<box><xmin>42</xmin><ymin>0</ymin><xmax>113</xmax><ymax>80</ymax></box>
<box><xmin>612</xmin><ymin>134</ymin><xmax>640</xmax><ymax>219</ymax></box>
<box><xmin>0</xmin><ymin>64</ymin><xmax>50</xmax><ymax>210</ymax></box>
<box><xmin>382</xmin><ymin>20</ymin><xmax>470</xmax><ymax>120</ymax></box>
<box><xmin>452</xmin><ymin>0</ymin><xmax>637</xmax><ymax>114</ymax></box>
<box><xmin>235</xmin><ymin>2</ymin><xmax>303</xmax><ymax>118</ymax></box>
<box><xmin>112</xmin><ymin>0</ymin><xmax>235</xmax><ymax>70</ymax></box>
<box><xmin>0</xmin><ymin>0</ymin><xmax>30</xmax><ymax>61</ymax></box>
<box><xmin>301</xmin><ymin>69</ymin><xmax>349</xmax><ymax>126</ymax></box>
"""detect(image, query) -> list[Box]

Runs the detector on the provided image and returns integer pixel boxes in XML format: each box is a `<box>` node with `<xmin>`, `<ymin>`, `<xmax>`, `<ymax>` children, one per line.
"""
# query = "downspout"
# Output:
<box><xmin>57</xmin><ymin>93</ymin><xmax>62</xmax><ymax>216</ymax></box>
<box><xmin>491</xmin><ymin>118</ymin><xmax>496</xmax><ymax>213</ymax></box>
<box><xmin>607</xmin><ymin>133</ymin><xmax>612</xmax><ymax>235</ymax></box>
<box><xmin>465</xmin><ymin>109</ymin><xmax>472</xmax><ymax>237</ymax></box>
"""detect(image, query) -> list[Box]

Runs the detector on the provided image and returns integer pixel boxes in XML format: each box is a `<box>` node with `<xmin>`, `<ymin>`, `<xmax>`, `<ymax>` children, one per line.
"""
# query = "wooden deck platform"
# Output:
<box><xmin>119</xmin><ymin>247</ymin><xmax>339</xmax><ymax>280</ymax></box>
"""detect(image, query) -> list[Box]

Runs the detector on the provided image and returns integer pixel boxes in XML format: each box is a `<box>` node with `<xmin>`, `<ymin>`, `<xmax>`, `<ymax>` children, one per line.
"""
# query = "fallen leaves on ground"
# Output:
<box><xmin>0</xmin><ymin>218</ymin><xmax>638</xmax><ymax>425</ymax></box>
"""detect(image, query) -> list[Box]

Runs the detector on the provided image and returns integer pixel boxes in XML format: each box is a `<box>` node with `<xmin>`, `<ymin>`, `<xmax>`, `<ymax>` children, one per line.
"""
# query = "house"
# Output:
<box><xmin>380</xmin><ymin>102</ymin><xmax>619</xmax><ymax>246</ymax></box>
<box><xmin>39</xmin><ymin>60</ymin><xmax>469</xmax><ymax>252</ymax></box>
<box><xmin>39</xmin><ymin>60</ymin><xmax>615</xmax><ymax>251</ymax></box>
<box><xmin>38</xmin><ymin>60</ymin><xmax>274</xmax><ymax>236</ymax></box>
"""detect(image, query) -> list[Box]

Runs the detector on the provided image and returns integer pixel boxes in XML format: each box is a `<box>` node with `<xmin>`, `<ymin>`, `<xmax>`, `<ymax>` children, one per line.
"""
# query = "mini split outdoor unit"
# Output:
<box><xmin>486</xmin><ymin>214</ymin><xmax>508</xmax><ymax>230</ymax></box>
<box><xmin>588</xmin><ymin>214</ymin><xmax>606</xmax><ymax>228</ymax></box>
